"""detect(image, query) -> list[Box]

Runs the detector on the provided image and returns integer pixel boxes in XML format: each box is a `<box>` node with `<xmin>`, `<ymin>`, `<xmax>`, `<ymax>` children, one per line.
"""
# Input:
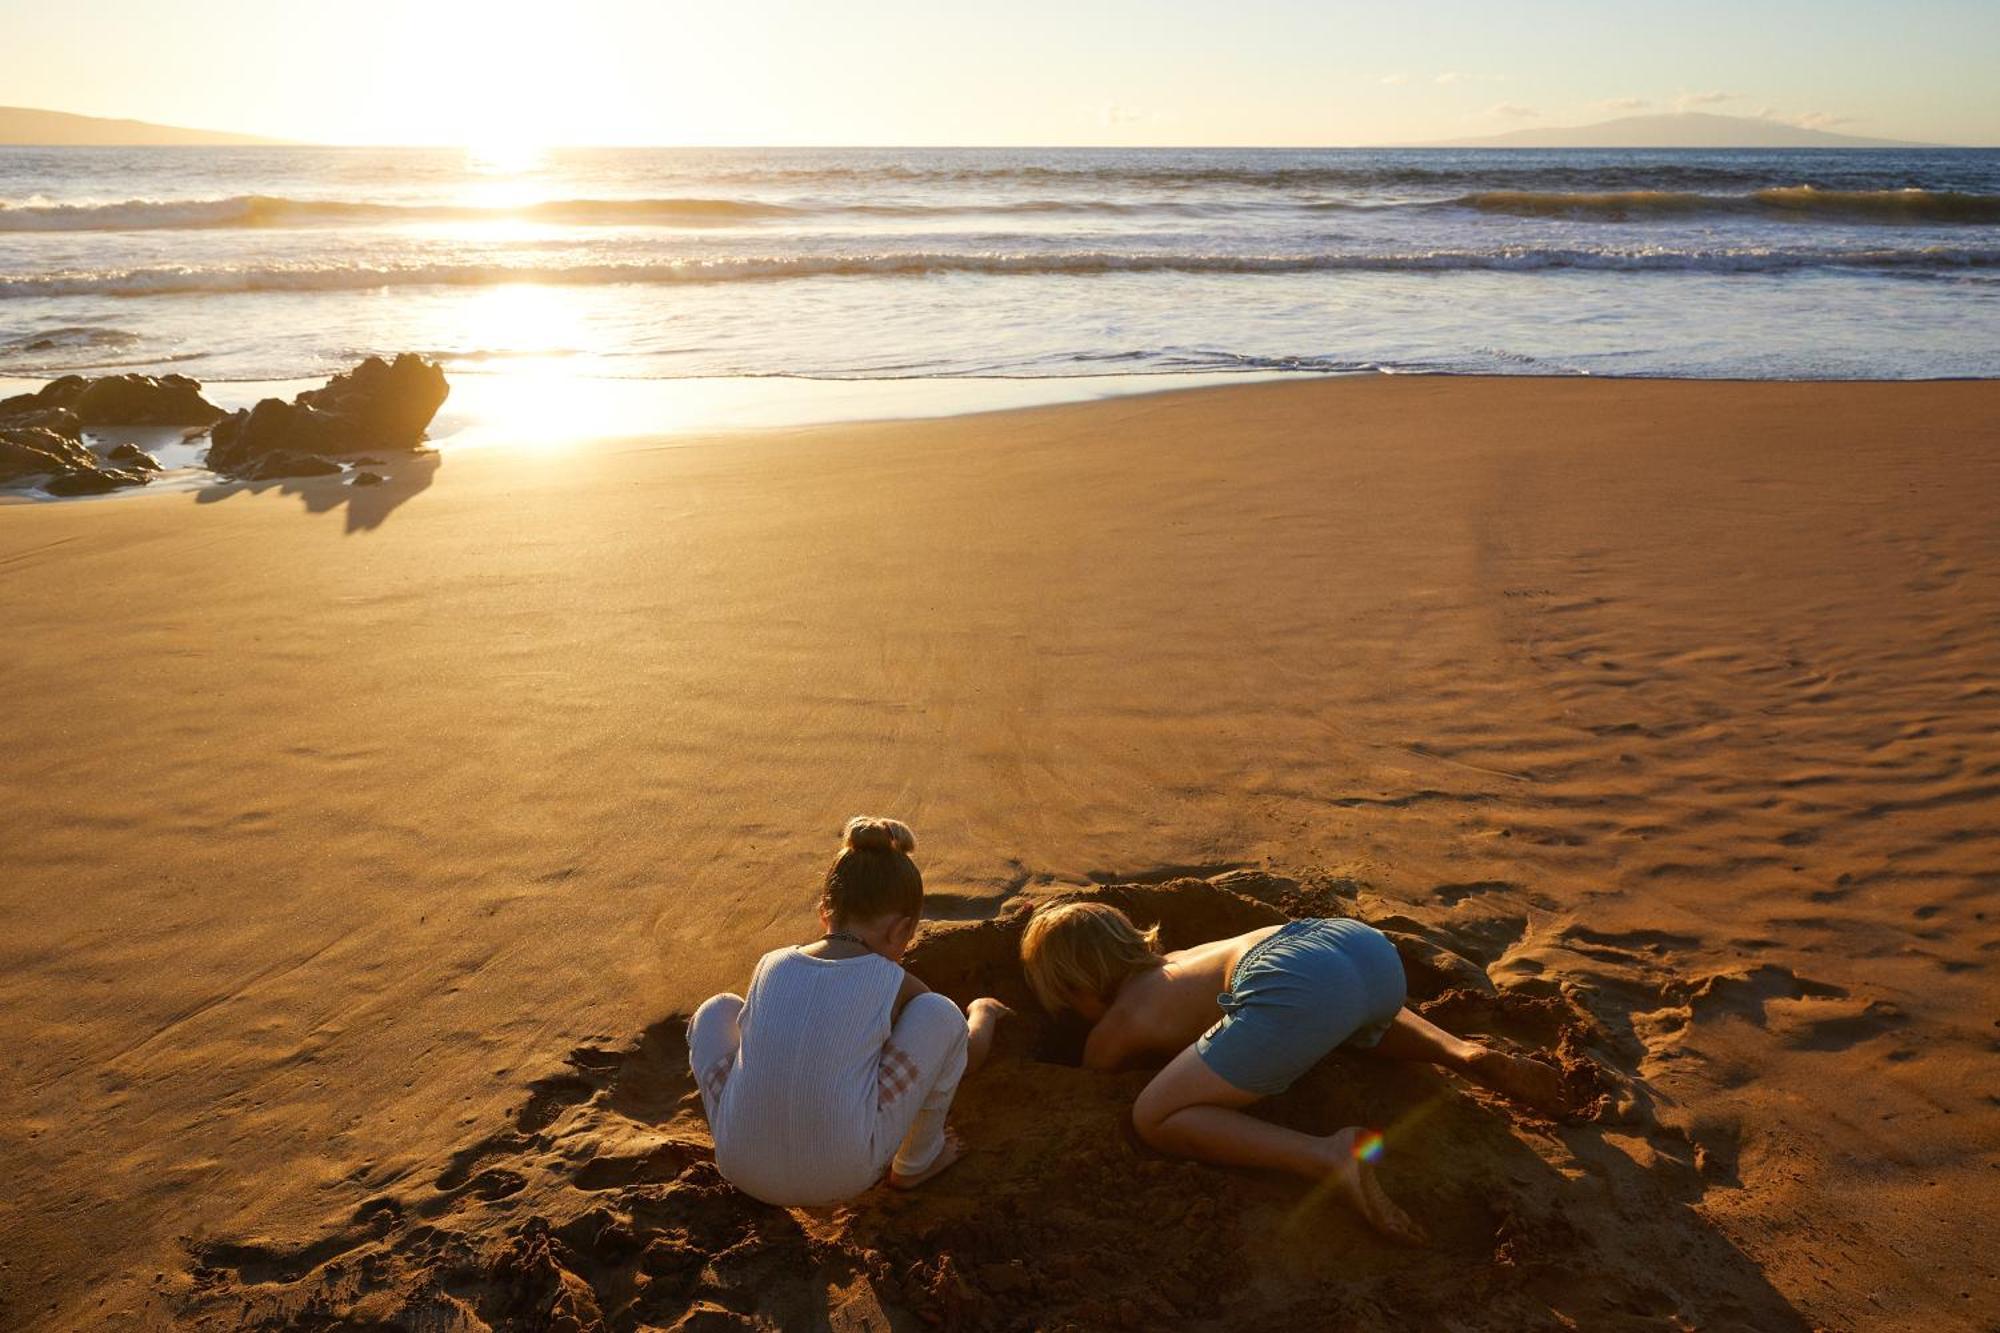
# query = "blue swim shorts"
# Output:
<box><xmin>1193</xmin><ymin>918</ymin><xmax>1407</xmax><ymax>1097</ymax></box>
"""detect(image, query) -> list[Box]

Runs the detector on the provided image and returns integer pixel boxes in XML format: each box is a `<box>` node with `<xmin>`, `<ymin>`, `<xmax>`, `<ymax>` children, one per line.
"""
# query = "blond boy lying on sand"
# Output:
<box><xmin>1021</xmin><ymin>903</ymin><xmax>1567</xmax><ymax>1244</ymax></box>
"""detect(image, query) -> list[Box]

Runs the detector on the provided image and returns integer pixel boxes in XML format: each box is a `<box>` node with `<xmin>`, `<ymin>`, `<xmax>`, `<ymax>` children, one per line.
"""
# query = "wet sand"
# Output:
<box><xmin>0</xmin><ymin>376</ymin><xmax>1994</xmax><ymax>1330</ymax></box>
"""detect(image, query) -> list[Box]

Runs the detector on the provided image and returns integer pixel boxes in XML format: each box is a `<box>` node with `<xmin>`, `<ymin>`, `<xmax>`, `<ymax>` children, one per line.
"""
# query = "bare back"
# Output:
<box><xmin>1084</xmin><ymin>925</ymin><xmax>1283</xmax><ymax>1068</ymax></box>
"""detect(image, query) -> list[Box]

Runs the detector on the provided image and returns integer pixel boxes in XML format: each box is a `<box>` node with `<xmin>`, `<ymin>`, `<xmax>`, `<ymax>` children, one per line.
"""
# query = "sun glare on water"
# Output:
<box><xmin>466</xmin><ymin>138</ymin><xmax>548</xmax><ymax>179</ymax></box>
<box><xmin>440</xmin><ymin>285</ymin><xmax>698</xmax><ymax>449</ymax></box>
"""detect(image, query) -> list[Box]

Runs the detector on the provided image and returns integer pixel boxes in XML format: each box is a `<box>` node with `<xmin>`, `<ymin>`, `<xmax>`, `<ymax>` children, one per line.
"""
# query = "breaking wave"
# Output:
<box><xmin>0</xmin><ymin>194</ymin><xmax>806</xmax><ymax>231</ymax></box>
<box><xmin>0</xmin><ymin>194</ymin><xmax>1244</xmax><ymax>231</ymax></box>
<box><xmin>5</xmin><ymin>185</ymin><xmax>1997</xmax><ymax>232</ymax></box>
<box><xmin>6</xmin><ymin>245</ymin><xmax>1997</xmax><ymax>298</ymax></box>
<box><xmin>1461</xmin><ymin>186</ymin><xmax>2000</xmax><ymax>223</ymax></box>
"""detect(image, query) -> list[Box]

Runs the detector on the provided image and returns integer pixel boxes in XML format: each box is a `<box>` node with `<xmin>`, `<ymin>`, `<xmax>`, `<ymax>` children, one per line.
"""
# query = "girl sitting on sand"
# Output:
<box><xmin>1020</xmin><ymin>902</ymin><xmax>1568</xmax><ymax>1243</ymax></box>
<box><xmin>688</xmin><ymin>817</ymin><xmax>1006</xmax><ymax>1206</ymax></box>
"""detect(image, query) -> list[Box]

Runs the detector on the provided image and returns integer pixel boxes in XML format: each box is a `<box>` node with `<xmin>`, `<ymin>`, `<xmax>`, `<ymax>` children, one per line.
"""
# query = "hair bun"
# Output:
<box><xmin>842</xmin><ymin>815</ymin><xmax>917</xmax><ymax>855</ymax></box>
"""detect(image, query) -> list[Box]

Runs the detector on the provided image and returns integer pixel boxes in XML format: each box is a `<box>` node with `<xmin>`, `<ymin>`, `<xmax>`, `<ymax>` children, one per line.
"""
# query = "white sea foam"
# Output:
<box><xmin>5</xmin><ymin>245</ymin><xmax>1996</xmax><ymax>299</ymax></box>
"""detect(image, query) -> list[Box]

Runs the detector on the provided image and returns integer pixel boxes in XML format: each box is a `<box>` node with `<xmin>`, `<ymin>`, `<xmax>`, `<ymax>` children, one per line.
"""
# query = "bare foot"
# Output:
<box><xmin>887</xmin><ymin>1129</ymin><xmax>964</xmax><ymax>1190</ymax></box>
<box><xmin>1321</xmin><ymin>1127</ymin><xmax>1428</xmax><ymax>1246</ymax></box>
<box><xmin>1466</xmin><ymin>1048</ymin><xmax>1570</xmax><ymax>1115</ymax></box>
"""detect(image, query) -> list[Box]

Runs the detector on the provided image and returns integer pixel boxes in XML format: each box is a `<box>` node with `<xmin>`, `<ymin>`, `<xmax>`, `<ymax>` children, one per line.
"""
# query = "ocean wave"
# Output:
<box><xmin>0</xmin><ymin>192</ymin><xmax>1231</xmax><ymax>231</ymax></box>
<box><xmin>4</xmin><ymin>246</ymin><xmax>1997</xmax><ymax>298</ymax></box>
<box><xmin>579</xmin><ymin>160</ymin><xmax>1998</xmax><ymax>195</ymax></box>
<box><xmin>8</xmin><ymin>185</ymin><xmax>1996</xmax><ymax>232</ymax></box>
<box><xmin>0</xmin><ymin>324</ymin><xmax>141</xmax><ymax>353</ymax></box>
<box><xmin>0</xmin><ymin>194</ymin><xmax>814</xmax><ymax>231</ymax></box>
<box><xmin>1459</xmin><ymin>186</ymin><xmax>2000</xmax><ymax>223</ymax></box>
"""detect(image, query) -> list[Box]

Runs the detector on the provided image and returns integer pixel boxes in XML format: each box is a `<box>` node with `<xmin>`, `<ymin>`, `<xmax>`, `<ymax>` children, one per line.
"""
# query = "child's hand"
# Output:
<box><xmin>967</xmin><ymin>997</ymin><xmax>1012</xmax><ymax>1021</ymax></box>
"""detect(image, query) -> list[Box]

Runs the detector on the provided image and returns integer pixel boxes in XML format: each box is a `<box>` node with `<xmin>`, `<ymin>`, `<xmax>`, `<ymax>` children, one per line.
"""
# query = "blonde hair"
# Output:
<box><xmin>821</xmin><ymin>816</ymin><xmax>922</xmax><ymax>923</ymax></box>
<box><xmin>841</xmin><ymin>815</ymin><xmax>915</xmax><ymax>856</ymax></box>
<box><xmin>1020</xmin><ymin>901</ymin><xmax>1164</xmax><ymax>1013</ymax></box>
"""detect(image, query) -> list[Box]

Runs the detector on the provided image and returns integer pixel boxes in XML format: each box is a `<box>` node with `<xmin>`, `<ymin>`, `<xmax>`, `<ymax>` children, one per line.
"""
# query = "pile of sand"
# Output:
<box><xmin>173</xmin><ymin>871</ymin><xmax>1810</xmax><ymax>1332</ymax></box>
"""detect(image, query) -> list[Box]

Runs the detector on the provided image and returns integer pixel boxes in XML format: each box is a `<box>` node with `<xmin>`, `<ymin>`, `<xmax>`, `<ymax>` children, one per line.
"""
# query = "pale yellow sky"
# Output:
<box><xmin>4</xmin><ymin>0</ymin><xmax>1995</xmax><ymax>146</ymax></box>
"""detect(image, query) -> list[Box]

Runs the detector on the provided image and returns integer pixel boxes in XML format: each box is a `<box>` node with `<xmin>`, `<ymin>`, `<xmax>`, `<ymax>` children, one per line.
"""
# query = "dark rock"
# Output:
<box><xmin>208</xmin><ymin>398</ymin><xmax>316</xmax><ymax>471</ymax></box>
<box><xmin>72</xmin><ymin>374</ymin><xmax>225</xmax><ymax>426</ymax></box>
<box><xmin>243</xmin><ymin>451</ymin><xmax>344</xmax><ymax>480</ymax></box>
<box><xmin>0</xmin><ymin>374</ymin><xmax>87</xmax><ymax>416</ymax></box>
<box><xmin>0</xmin><ymin>407</ymin><xmax>83</xmax><ymax>441</ymax></box>
<box><xmin>207</xmin><ymin>355</ymin><xmax>448</xmax><ymax>476</ymax></box>
<box><xmin>350</xmin><ymin>470</ymin><xmax>385</xmax><ymax>486</ymax></box>
<box><xmin>42</xmin><ymin>467</ymin><xmax>149</xmax><ymax>496</ymax></box>
<box><xmin>3</xmin><ymin>405</ymin><xmax>160</xmax><ymax>493</ymax></box>
<box><xmin>106</xmin><ymin>442</ymin><xmax>163</xmax><ymax>472</ymax></box>
<box><xmin>1</xmin><ymin>426</ymin><xmax>98</xmax><ymax>481</ymax></box>
<box><xmin>2</xmin><ymin>373</ymin><xmax>221</xmax><ymax>426</ymax></box>
<box><xmin>351</xmin><ymin>455</ymin><xmax>385</xmax><ymax>465</ymax></box>
<box><xmin>299</xmin><ymin>355</ymin><xmax>448</xmax><ymax>445</ymax></box>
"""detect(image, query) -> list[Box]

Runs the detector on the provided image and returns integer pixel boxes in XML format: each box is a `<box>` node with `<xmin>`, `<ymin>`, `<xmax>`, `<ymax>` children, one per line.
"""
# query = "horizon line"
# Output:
<box><xmin>3</xmin><ymin>139</ymin><xmax>1987</xmax><ymax>151</ymax></box>
<box><xmin>2</xmin><ymin>103</ymin><xmax>1981</xmax><ymax>152</ymax></box>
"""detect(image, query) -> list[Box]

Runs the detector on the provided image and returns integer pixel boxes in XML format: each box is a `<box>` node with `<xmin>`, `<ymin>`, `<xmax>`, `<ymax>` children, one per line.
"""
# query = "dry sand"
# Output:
<box><xmin>0</xmin><ymin>376</ymin><xmax>1994</xmax><ymax>1330</ymax></box>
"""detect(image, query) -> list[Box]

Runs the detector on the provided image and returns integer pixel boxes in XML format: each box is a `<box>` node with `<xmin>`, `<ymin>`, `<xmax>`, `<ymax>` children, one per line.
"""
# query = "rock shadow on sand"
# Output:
<box><xmin>193</xmin><ymin>449</ymin><xmax>439</xmax><ymax>532</ymax></box>
<box><xmin>175</xmin><ymin>871</ymin><xmax>1811</xmax><ymax>1332</ymax></box>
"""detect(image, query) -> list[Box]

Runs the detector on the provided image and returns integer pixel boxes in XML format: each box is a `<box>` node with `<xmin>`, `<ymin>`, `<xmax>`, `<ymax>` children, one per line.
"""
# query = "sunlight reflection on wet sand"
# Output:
<box><xmin>424</xmin><ymin>368</ymin><xmax>1317</xmax><ymax>449</ymax></box>
<box><xmin>0</xmin><ymin>366</ymin><xmax>1320</xmax><ymax>508</ymax></box>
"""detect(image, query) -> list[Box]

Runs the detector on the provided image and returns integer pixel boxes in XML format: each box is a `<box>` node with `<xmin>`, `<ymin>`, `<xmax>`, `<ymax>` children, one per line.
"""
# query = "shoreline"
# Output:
<box><xmin>9</xmin><ymin>366</ymin><xmax>2000</xmax><ymax>509</ymax></box>
<box><xmin>1</xmin><ymin>369</ymin><xmax>1323</xmax><ymax>504</ymax></box>
<box><xmin>2</xmin><ymin>374</ymin><xmax>1995</xmax><ymax>1329</ymax></box>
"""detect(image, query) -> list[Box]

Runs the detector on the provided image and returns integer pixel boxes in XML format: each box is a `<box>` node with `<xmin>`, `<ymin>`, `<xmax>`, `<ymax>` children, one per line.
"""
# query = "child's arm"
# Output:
<box><xmin>892</xmin><ymin>969</ymin><xmax>931</xmax><ymax>1020</ymax></box>
<box><xmin>1081</xmin><ymin>1009</ymin><xmax>1148</xmax><ymax>1071</ymax></box>
<box><xmin>965</xmin><ymin>997</ymin><xmax>1007</xmax><ymax>1074</ymax></box>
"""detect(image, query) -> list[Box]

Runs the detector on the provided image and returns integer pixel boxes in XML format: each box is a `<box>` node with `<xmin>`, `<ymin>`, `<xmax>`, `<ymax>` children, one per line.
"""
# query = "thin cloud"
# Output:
<box><xmin>1378</xmin><ymin>73</ymin><xmax>1410</xmax><ymax>87</ymax></box>
<box><xmin>1434</xmin><ymin>72</ymin><xmax>1466</xmax><ymax>86</ymax></box>
<box><xmin>1487</xmin><ymin>102</ymin><xmax>1539</xmax><ymax>120</ymax></box>
<box><xmin>1747</xmin><ymin>104</ymin><xmax>1856</xmax><ymax>131</ymax></box>
<box><xmin>1600</xmin><ymin>97</ymin><xmax>1650</xmax><ymax>112</ymax></box>
<box><xmin>1674</xmin><ymin>90</ymin><xmax>1736</xmax><ymax>112</ymax></box>
<box><xmin>1096</xmin><ymin>102</ymin><xmax>1147</xmax><ymax>127</ymax></box>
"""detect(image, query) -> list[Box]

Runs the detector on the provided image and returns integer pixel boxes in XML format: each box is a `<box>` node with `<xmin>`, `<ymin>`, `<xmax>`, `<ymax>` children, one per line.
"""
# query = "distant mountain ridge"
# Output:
<box><xmin>0</xmin><ymin>106</ymin><xmax>288</xmax><ymax>146</ymax></box>
<box><xmin>1420</xmin><ymin>112</ymin><xmax>1936</xmax><ymax>150</ymax></box>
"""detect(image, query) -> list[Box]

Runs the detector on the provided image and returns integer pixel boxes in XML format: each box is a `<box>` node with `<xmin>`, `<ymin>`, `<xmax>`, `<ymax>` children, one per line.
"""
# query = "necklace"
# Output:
<box><xmin>823</xmin><ymin>930</ymin><xmax>867</xmax><ymax>948</ymax></box>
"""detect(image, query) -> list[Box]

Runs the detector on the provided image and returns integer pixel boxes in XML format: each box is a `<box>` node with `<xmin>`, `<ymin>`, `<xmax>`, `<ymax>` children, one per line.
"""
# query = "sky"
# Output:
<box><xmin>4</xmin><ymin>0</ymin><xmax>1996</xmax><ymax>146</ymax></box>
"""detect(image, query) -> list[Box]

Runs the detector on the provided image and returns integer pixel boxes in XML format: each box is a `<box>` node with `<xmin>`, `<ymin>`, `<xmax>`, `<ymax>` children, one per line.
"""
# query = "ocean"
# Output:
<box><xmin>2</xmin><ymin>145</ymin><xmax>1998</xmax><ymax>394</ymax></box>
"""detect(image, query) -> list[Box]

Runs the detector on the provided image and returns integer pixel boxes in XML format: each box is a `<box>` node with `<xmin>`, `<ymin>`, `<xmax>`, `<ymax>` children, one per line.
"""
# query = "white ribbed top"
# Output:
<box><xmin>708</xmin><ymin>945</ymin><xmax>904</xmax><ymax>1204</ymax></box>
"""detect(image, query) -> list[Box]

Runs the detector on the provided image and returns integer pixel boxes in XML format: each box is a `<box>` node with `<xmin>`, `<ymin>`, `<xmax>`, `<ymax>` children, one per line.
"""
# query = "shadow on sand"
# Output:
<box><xmin>175</xmin><ymin>873</ymin><xmax>1811</xmax><ymax>1331</ymax></box>
<box><xmin>192</xmin><ymin>451</ymin><xmax>440</xmax><ymax>532</ymax></box>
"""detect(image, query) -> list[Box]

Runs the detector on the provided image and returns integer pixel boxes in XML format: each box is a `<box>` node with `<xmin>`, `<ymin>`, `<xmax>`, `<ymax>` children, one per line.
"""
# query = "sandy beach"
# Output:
<box><xmin>1</xmin><ymin>375</ymin><xmax>1995</xmax><ymax>1330</ymax></box>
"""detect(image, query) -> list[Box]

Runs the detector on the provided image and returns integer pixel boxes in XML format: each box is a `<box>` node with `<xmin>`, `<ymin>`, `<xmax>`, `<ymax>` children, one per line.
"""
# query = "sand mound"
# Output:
<box><xmin>171</xmin><ymin>870</ymin><xmax>1809</xmax><ymax>1331</ymax></box>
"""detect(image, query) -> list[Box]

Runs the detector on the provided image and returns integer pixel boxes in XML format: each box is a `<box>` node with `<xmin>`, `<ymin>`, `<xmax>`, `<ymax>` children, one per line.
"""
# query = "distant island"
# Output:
<box><xmin>1419</xmin><ymin>112</ymin><xmax>1935</xmax><ymax>150</ymax></box>
<box><xmin>0</xmin><ymin>104</ymin><xmax>1952</xmax><ymax>152</ymax></box>
<box><xmin>0</xmin><ymin>105</ymin><xmax>288</xmax><ymax>146</ymax></box>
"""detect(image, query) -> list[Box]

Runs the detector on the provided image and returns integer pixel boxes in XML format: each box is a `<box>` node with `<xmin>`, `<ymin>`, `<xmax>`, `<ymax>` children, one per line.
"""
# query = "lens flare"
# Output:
<box><xmin>1352</xmin><ymin>1129</ymin><xmax>1386</xmax><ymax>1164</ymax></box>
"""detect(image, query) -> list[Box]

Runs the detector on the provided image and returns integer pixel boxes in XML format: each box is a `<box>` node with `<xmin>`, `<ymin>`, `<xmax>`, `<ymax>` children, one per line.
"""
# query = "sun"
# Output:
<box><xmin>376</xmin><ymin>1</ymin><xmax>577</xmax><ymax>154</ymax></box>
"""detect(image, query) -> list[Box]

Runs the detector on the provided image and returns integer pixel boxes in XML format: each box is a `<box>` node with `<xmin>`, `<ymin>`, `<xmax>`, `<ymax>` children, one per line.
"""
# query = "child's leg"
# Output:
<box><xmin>1369</xmin><ymin>1008</ymin><xmax>1567</xmax><ymax>1112</ymax></box>
<box><xmin>872</xmin><ymin>992</ymin><xmax>969</xmax><ymax>1185</ymax></box>
<box><xmin>1132</xmin><ymin>1047</ymin><xmax>1426</xmax><ymax>1245</ymax></box>
<box><xmin>686</xmin><ymin>993</ymin><xmax>745</xmax><ymax>1125</ymax></box>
